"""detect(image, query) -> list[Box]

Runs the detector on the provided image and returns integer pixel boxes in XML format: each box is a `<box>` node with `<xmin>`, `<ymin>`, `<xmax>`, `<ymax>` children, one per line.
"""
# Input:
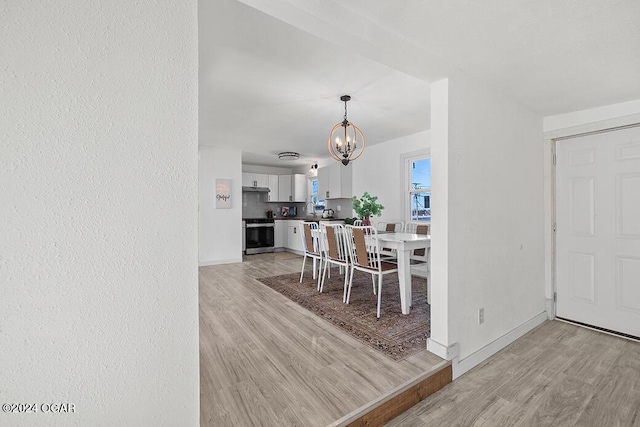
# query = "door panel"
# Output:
<box><xmin>618</xmin><ymin>174</ymin><xmax>640</xmax><ymax>237</ymax></box>
<box><xmin>617</xmin><ymin>256</ymin><xmax>640</xmax><ymax>313</ymax></box>
<box><xmin>569</xmin><ymin>252</ymin><xmax>596</xmax><ymax>303</ymax></box>
<box><xmin>569</xmin><ymin>177</ymin><xmax>595</xmax><ymax>236</ymax></box>
<box><xmin>556</xmin><ymin>125</ymin><xmax>640</xmax><ymax>337</ymax></box>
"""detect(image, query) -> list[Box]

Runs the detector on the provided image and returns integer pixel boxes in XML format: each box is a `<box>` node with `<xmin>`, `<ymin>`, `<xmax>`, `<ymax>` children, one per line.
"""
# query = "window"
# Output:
<box><xmin>406</xmin><ymin>155</ymin><xmax>431</xmax><ymax>222</ymax></box>
<box><xmin>310</xmin><ymin>179</ymin><xmax>325</xmax><ymax>210</ymax></box>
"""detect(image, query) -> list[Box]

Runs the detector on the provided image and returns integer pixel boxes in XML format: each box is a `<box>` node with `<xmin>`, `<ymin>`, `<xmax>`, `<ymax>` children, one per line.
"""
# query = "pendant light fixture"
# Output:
<box><xmin>308</xmin><ymin>162</ymin><xmax>318</xmax><ymax>177</ymax></box>
<box><xmin>328</xmin><ymin>95</ymin><xmax>365</xmax><ymax>166</ymax></box>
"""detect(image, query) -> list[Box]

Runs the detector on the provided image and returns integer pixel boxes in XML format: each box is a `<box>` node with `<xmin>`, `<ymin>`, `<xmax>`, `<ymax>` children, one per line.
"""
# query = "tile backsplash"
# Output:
<box><xmin>242</xmin><ymin>191</ymin><xmax>306</xmax><ymax>219</ymax></box>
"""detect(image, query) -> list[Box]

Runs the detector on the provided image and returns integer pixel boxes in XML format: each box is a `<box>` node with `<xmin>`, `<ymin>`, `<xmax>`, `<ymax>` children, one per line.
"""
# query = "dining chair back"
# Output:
<box><xmin>351</xmin><ymin>226</ymin><xmax>372</xmax><ymax>267</ymax></box>
<box><xmin>376</xmin><ymin>221</ymin><xmax>404</xmax><ymax>233</ymax></box>
<box><xmin>404</xmin><ymin>222</ymin><xmax>431</xmax><ymax>296</ymax></box>
<box><xmin>404</xmin><ymin>221</ymin><xmax>430</xmax><ymax>257</ymax></box>
<box><xmin>344</xmin><ymin>225</ymin><xmax>399</xmax><ymax>319</ymax></box>
<box><xmin>319</xmin><ymin>223</ymin><xmax>351</xmax><ymax>300</ymax></box>
<box><xmin>376</xmin><ymin>221</ymin><xmax>404</xmax><ymax>259</ymax></box>
<box><xmin>404</xmin><ymin>221</ymin><xmax>430</xmax><ymax>233</ymax></box>
<box><xmin>353</xmin><ymin>219</ymin><xmax>363</xmax><ymax>226</ymax></box>
<box><xmin>299</xmin><ymin>221</ymin><xmax>322</xmax><ymax>288</ymax></box>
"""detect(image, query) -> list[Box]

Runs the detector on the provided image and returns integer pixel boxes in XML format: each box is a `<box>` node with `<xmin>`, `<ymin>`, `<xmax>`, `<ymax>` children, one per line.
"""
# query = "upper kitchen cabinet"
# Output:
<box><xmin>278</xmin><ymin>175</ymin><xmax>292</xmax><ymax>202</ymax></box>
<box><xmin>267</xmin><ymin>175</ymin><xmax>279</xmax><ymax>202</ymax></box>
<box><xmin>243</xmin><ymin>172</ymin><xmax>279</xmax><ymax>200</ymax></box>
<box><xmin>317</xmin><ymin>163</ymin><xmax>352</xmax><ymax>199</ymax></box>
<box><xmin>241</xmin><ymin>172</ymin><xmax>253</xmax><ymax>187</ymax></box>
<box><xmin>278</xmin><ymin>174</ymin><xmax>307</xmax><ymax>202</ymax></box>
<box><xmin>293</xmin><ymin>174</ymin><xmax>307</xmax><ymax>202</ymax></box>
<box><xmin>242</xmin><ymin>172</ymin><xmax>269</xmax><ymax>188</ymax></box>
<box><xmin>317</xmin><ymin>167</ymin><xmax>328</xmax><ymax>198</ymax></box>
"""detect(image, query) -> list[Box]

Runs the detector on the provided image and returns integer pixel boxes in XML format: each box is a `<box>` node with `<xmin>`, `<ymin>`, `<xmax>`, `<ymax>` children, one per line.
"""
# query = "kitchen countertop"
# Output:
<box><xmin>274</xmin><ymin>217</ymin><xmax>344</xmax><ymax>221</ymax></box>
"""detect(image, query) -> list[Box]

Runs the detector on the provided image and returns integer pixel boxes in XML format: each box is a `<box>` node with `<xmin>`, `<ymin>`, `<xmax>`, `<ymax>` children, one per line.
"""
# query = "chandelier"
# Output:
<box><xmin>328</xmin><ymin>95</ymin><xmax>365</xmax><ymax>166</ymax></box>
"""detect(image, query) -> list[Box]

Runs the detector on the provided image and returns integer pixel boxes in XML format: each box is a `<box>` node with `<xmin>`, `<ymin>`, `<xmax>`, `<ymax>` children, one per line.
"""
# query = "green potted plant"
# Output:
<box><xmin>352</xmin><ymin>192</ymin><xmax>384</xmax><ymax>226</ymax></box>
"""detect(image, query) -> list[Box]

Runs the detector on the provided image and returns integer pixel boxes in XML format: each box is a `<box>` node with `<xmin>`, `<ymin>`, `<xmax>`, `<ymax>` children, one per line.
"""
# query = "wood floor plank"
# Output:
<box><xmin>385</xmin><ymin>320</ymin><xmax>640</xmax><ymax>427</ymax></box>
<box><xmin>514</xmin><ymin>374</ymin><xmax>596</xmax><ymax>426</ymax></box>
<box><xmin>575</xmin><ymin>370</ymin><xmax>640</xmax><ymax>426</ymax></box>
<box><xmin>199</xmin><ymin>253</ymin><xmax>442</xmax><ymax>426</ymax></box>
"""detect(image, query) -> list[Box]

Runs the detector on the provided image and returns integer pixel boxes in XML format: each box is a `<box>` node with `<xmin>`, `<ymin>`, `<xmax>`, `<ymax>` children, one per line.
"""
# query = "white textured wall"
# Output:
<box><xmin>351</xmin><ymin>131</ymin><xmax>430</xmax><ymax>222</ymax></box>
<box><xmin>0</xmin><ymin>2</ymin><xmax>199</xmax><ymax>426</ymax></box>
<box><xmin>199</xmin><ymin>147</ymin><xmax>243</xmax><ymax>265</ymax></box>
<box><xmin>430</xmin><ymin>77</ymin><xmax>545</xmax><ymax>360</ymax></box>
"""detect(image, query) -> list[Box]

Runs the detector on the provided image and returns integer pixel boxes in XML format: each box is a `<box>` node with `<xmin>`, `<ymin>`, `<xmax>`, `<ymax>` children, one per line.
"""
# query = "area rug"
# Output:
<box><xmin>257</xmin><ymin>269</ymin><xmax>430</xmax><ymax>361</ymax></box>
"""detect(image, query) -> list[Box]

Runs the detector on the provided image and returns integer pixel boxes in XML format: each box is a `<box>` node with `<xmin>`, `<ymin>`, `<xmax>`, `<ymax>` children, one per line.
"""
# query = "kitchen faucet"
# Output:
<box><xmin>306</xmin><ymin>202</ymin><xmax>317</xmax><ymax>218</ymax></box>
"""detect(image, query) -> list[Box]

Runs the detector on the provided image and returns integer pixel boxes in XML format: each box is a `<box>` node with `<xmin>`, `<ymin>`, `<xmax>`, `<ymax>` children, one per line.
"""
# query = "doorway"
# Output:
<box><xmin>555</xmin><ymin>124</ymin><xmax>640</xmax><ymax>338</ymax></box>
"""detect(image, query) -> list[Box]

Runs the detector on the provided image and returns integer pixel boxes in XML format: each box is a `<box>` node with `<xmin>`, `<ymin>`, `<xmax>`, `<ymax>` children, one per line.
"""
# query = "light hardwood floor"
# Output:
<box><xmin>386</xmin><ymin>320</ymin><xmax>640</xmax><ymax>426</ymax></box>
<box><xmin>199</xmin><ymin>253</ymin><xmax>442</xmax><ymax>427</ymax></box>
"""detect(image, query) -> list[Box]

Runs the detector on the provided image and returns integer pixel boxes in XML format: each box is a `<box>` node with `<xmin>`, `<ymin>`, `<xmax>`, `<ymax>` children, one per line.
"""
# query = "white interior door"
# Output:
<box><xmin>556</xmin><ymin>125</ymin><xmax>640</xmax><ymax>338</ymax></box>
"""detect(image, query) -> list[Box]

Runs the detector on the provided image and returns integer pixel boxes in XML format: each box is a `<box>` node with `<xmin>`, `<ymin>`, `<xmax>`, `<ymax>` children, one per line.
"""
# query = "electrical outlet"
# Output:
<box><xmin>478</xmin><ymin>308</ymin><xmax>485</xmax><ymax>325</ymax></box>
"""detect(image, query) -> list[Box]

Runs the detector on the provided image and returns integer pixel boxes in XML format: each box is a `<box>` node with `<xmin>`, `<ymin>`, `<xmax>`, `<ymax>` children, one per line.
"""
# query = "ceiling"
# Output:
<box><xmin>200</xmin><ymin>0</ymin><xmax>640</xmax><ymax>167</ymax></box>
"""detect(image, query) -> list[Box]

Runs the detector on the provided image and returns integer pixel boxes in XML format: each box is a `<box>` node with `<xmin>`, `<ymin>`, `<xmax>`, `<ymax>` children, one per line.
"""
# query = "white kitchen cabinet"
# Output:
<box><xmin>267</xmin><ymin>175</ymin><xmax>279</xmax><ymax>202</ymax></box>
<box><xmin>242</xmin><ymin>173</ymin><xmax>269</xmax><ymax>188</ymax></box>
<box><xmin>278</xmin><ymin>175</ymin><xmax>292</xmax><ymax>202</ymax></box>
<box><xmin>242</xmin><ymin>172</ymin><xmax>254</xmax><ymax>187</ymax></box>
<box><xmin>255</xmin><ymin>174</ymin><xmax>269</xmax><ymax>187</ymax></box>
<box><xmin>274</xmin><ymin>220</ymin><xmax>284</xmax><ymax>248</ymax></box>
<box><xmin>292</xmin><ymin>174</ymin><xmax>307</xmax><ymax>202</ymax></box>
<box><xmin>285</xmin><ymin>220</ymin><xmax>304</xmax><ymax>253</ymax></box>
<box><xmin>279</xmin><ymin>174</ymin><xmax>308</xmax><ymax>202</ymax></box>
<box><xmin>317</xmin><ymin>163</ymin><xmax>352</xmax><ymax>199</ymax></box>
<box><xmin>317</xmin><ymin>167</ymin><xmax>329</xmax><ymax>200</ymax></box>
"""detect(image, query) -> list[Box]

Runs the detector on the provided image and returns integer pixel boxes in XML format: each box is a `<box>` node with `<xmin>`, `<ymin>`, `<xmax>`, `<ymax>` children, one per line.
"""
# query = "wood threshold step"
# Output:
<box><xmin>328</xmin><ymin>360</ymin><xmax>452</xmax><ymax>427</ymax></box>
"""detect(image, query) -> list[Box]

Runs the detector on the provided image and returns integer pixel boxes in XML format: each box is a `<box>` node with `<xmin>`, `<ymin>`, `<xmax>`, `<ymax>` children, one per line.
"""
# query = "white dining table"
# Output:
<box><xmin>375</xmin><ymin>232</ymin><xmax>431</xmax><ymax>315</ymax></box>
<box><xmin>313</xmin><ymin>226</ymin><xmax>430</xmax><ymax>315</ymax></box>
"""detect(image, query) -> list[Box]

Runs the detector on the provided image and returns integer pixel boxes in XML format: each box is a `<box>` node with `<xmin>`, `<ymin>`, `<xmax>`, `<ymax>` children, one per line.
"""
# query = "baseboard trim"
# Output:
<box><xmin>328</xmin><ymin>360</ymin><xmax>452</xmax><ymax>427</ymax></box>
<box><xmin>453</xmin><ymin>311</ymin><xmax>548</xmax><ymax>379</ymax></box>
<box><xmin>426</xmin><ymin>338</ymin><xmax>459</xmax><ymax>360</ymax></box>
<box><xmin>198</xmin><ymin>257</ymin><xmax>242</xmax><ymax>266</ymax></box>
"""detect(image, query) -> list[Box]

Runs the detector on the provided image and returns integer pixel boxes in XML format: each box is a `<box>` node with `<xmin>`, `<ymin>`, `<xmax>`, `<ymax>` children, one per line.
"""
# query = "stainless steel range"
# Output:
<box><xmin>244</xmin><ymin>218</ymin><xmax>275</xmax><ymax>254</ymax></box>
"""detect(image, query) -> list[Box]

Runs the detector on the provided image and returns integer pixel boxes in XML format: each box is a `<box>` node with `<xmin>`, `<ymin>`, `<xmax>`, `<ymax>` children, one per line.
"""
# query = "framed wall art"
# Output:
<box><xmin>215</xmin><ymin>179</ymin><xmax>232</xmax><ymax>209</ymax></box>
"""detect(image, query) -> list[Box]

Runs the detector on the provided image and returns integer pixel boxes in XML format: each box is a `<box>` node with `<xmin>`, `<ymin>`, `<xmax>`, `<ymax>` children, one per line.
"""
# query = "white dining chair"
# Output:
<box><xmin>404</xmin><ymin>221</ymin><xmax>431</xmax><ymax>303</ymax></box>
<box><xmin>353</xmin><ymin>219</ymin><xmax>363</xmax><ymax>226</ymax></box>
<box><xmin>299</xmin><ymin>221</ymin><xmax>322</xmax><ymax>289</ymax></box>
<box><xmin>404</xmin><ymin>221</ymin><xmax>430</xmax><ymax>265</ymax></box>
<box><xmin>344</xmin><ymin>225</ymin><xmax>399</xmax><ymax>319</ymax></box>
<box><xmin>376</xmin><ymin>220</ymin><xmax>404</xmax><ymax>260</ymax></box>
<box><xmin>404</xmin><ymin>221</ymin><xmax>430</xmax><ymax>234</ymax></box>
<box><xmin>376</xmin><ymin>220</ymin><xmax>404</xmax><ymax>233</ymax></box>
<box><xmin>319</xmin><ymin>223</ymin><xmax>351</xmax><ymax>301</ymax></box>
